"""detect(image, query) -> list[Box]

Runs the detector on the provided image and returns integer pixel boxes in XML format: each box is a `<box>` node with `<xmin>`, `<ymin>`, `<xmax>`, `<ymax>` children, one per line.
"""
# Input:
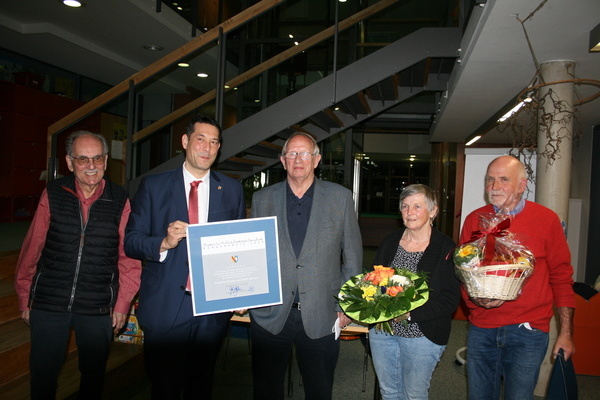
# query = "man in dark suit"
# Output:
<box><xmin>125</xmin><ymin>116</ymin><xmax>245</xmax><ymax>399</ymax></box>
<box><xmin>249</xmin><ymin>132</ymin><xmax>363</xmax><ymax>399</ymax></box>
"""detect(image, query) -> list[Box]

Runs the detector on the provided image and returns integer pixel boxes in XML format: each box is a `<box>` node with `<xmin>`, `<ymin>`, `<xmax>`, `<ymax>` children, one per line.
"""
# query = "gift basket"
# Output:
<box><xmin>454</xmin><ymin>213</ymin><xmax>534</xmax><ymax>300</ymax></box>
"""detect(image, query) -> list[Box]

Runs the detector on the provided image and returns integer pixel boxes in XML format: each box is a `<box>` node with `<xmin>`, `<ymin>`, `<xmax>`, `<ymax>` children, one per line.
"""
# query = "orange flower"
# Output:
<box><xmin>386</xmin><ymin>286</ymin><xmax>404</xmax><ymax>297</ymax></box>
<box><xmin>364</xmin><ymin>265</ymin><xmax>395</xmax><ymax>286</ymax></box>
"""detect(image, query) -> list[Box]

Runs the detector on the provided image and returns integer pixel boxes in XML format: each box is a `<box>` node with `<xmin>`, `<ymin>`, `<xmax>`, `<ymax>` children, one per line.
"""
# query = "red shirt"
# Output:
<box><xmin>459</xmin><ymin>201</ymin><xmax>576</xmax><ymax>332</ymax></box>
<box><xmin>14</xmin><ymin>179</ymin><xmax>141</xmax><ymax>314</ymax></box>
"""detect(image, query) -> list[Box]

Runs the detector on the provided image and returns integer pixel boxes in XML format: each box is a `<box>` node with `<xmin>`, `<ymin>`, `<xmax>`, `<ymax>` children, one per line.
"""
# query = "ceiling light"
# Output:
<box><xmin>590</xmin><ymin>23</ymin><xmax>600</xmax><ymax>52</ymax></box>
<box><xmin>197</xmin><ymin>73</ymin><xmax>208</xmax><ymax>78</ymax></box>
<box><xmin>497</xmin><ymin>97</ymin><xmax>532</xmax><ymax>122</ymax></box>
<box><xmin>288</xmin><ymin>34</ymin><xmax>294</xmax><ymax>39</ymax></box>
<box><xmin>465</xmin><ymin>135</ymin><xmax>482</xmax><ymax>146</ymax></box>
<box><xmin>143</xmin><ymin>45</ymin><xmax>163</xmax><ymax>51</ymax></box>
<box><xmin>63</xmin><ymin>0</ymin><xmax>83</xmax><ymax>7</ymax></box>
<box><xmin>178</xmin><ymin>62</ymin><xmax>189</xmax><ymax>67</ymax></box>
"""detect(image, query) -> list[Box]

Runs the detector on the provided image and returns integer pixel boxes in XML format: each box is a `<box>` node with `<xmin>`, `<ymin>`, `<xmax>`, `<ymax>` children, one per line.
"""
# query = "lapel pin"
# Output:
<box><xmin>218</xmin><ymin>186</ymin><xmax>222</xmax><ymax>190</ymax></box>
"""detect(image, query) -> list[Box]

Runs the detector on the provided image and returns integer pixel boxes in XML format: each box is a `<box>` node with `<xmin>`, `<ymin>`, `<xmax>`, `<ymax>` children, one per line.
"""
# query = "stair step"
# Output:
<box><xmin>0</xmin><ymin>250</ymin><xmax>19</xmax><ymax>280</ymax></box>
<box><xmin>0</xmin><ymin>319</ymin><xmax>31</xmax><ymax>387</ymax></box>
<box><xmin>0</xmin><ymin>342</ymin><xmax>144</xmax><ymax>400</ymax></box>
<box><xmin>0</xmin><ymin>278</ymin><xmax>19</xmax><ymax>325</ymax></box>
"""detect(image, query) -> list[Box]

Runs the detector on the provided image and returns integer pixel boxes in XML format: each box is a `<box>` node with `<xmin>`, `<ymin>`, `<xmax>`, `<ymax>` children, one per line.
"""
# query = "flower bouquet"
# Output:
<box><xmin>454</xmin><ymin>213</ymin><xmax>534</xmax><ymax>300</ymax></box>
<box><xmin>338</xmin><ymin>266</ymin><xmax>429</xmax><ymax>334</ymax></box>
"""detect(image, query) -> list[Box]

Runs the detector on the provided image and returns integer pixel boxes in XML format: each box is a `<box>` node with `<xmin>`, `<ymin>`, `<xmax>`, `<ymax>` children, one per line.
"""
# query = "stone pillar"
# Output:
<box><xmin>534</xmin><ymin>60</ymin><xmax>575</xmax><ymax>397</ymax></box>
<box><xmin>535</xmin><ymin>60</ymin><xmax>575</xmax><ymax>222</ymax></box>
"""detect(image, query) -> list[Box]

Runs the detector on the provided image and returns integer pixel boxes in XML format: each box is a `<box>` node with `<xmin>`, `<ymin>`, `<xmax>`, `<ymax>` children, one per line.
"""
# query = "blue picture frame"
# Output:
<box><xmin>186</xmin><ymin>216</ymin><xmax>282</xmax><ymax>316</ymax></box>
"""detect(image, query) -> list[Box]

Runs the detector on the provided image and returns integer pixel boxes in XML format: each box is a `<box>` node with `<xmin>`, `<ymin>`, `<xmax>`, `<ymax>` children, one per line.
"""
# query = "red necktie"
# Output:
<box><xmin>186</xmin><ymin>180</ymin><xmax>202</xmax><ymax>291</ymax></box>
<box><xmin>188</xmin><ymin>180</ymin><xmax>201</xmax><ymax>224</ymax></box>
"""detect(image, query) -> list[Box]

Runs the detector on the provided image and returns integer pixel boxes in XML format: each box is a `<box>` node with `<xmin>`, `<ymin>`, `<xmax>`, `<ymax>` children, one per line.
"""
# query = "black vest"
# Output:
<box><xmin>30</xmin><ymin>175</ymin><xmax>128</xmax><ymax>315</ymax></box>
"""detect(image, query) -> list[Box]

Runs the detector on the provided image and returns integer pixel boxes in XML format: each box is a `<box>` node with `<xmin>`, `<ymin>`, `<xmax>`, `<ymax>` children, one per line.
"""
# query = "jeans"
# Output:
<box><xmin>369</xmin><ymin>328</ymin><xmax>445</xmax><ymax>400</ymax></box>
<box><xmin>466</xmin><ymin>324</ymin><xmax>549</xmax><ymax>400</ymax></box>
<box><xmin>29</xmin><ymin>309</ymin><xmax>112</xmax><ymax>400</ymax></box>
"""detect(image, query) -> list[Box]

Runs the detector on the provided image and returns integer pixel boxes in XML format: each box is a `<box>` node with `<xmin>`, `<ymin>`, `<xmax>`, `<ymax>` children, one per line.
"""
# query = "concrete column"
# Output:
<box><xmin>534</xmin><ymin>60</ymin><xmax>575</xmax><ymax>397</ymax></box>
<box><xmin>535</xmin><ymin>60</ymin><xmax>575</xmax><ymax>222</ymax></box>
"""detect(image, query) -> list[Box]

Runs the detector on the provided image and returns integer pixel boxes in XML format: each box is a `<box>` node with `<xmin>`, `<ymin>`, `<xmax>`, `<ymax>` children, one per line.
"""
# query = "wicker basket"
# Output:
<box><xmin>455</xmin><ymin>264</ymin><xmax>533</xmax><ymax>300</ymax></box>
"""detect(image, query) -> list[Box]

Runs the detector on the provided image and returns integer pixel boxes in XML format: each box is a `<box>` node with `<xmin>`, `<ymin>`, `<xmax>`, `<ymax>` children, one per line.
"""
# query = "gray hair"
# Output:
<box><xmin>65</xmin><ymin>130</ymin><xmax>109</xmax><ymax>156</ymax></box>
<box><xmin>281</xmin><ymin>132</ymin><xmax>320</xmax><ymax>156</ymax></box>
<box><xmin>399</xmin><ymin>184</ymin><xmax>438</xmax><ymax>213</ymax></box>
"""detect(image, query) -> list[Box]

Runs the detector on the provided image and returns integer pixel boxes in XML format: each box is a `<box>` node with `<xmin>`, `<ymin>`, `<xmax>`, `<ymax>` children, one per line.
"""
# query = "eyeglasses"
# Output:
<box><xmin>283</xmin><ymin>151</ymin><xmax>317</xmax><ymax>160</ymax></box>
<box><xmin>70</xmin><ymin>155</ymin><xmax>106</xmax><ymax>166</ymax></box>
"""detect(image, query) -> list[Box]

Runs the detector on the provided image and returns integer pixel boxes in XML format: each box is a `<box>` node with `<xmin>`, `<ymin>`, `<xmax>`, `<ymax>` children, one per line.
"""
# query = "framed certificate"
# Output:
<box><xmin>186</xmin><ymin>216</ymin><xmax>282</xmax><ymax>316</ymax></box>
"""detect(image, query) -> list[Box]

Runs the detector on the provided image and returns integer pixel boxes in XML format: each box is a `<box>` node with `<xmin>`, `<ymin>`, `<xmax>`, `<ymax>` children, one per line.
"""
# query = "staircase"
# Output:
<box><xmin>0</xmin><ymin>251</ymin><xmax>146</xmax><ymax>400</ymax></box>
<box><xmin>129</xmin><ymin>26</ymin><xmax>460</xmax><ymax>191</ymax></box>
<box><xmin>215</xmin><ymin>27</ymin><xmax>460</xmax><ymax>180</ymax></box>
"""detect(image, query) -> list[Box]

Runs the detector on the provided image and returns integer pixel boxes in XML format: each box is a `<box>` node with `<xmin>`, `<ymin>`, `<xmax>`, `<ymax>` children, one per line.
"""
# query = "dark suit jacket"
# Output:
<box><xmin>249</xmin><ymin>178</ymin><xmax>362</xmax><ymax>339</ymax></box>
<box><xmin>125</xmin><ymin>167</ymin><xmax>245</xmax><ymax>334</ymax></box>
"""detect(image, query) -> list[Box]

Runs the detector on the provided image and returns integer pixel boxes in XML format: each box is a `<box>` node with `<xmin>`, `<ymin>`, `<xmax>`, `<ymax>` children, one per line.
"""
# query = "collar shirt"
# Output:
<box><xmin>286</xmin><ymin>180</ymin><xmax>315</xmax><ymax>258</ymax></box>
<box><xmin>493</xmin><ymin>197</ymin><xmax>526</xmax><ymax>216</ymax></box>
<box><xmin>183</xmin><ymin>164</ymin><xmax>210</xmax><ymax>224</ymax></box>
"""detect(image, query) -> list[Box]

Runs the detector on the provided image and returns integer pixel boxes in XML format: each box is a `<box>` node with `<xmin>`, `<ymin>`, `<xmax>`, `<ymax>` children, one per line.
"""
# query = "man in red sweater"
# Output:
<box><xmin>459</xmin><ymin>155</ymin><xmax>575</xmax><ymax>400</ymax></box>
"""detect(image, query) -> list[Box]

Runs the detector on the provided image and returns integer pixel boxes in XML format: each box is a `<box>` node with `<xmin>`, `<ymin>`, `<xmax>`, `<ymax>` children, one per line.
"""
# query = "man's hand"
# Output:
<box><xmin>112</xmin><ymin>312</ymin><xmax>128</xmax><ymax>333</ymax></box>
<box><xmin>337</xmin><ymin>312</ymin><xmax>352</xmax><ymax>328</ymax></box>
<box><xmin>472</xmin><ymin>297</ymin><xmax>505</xmax><ymax>308</ymax></box>
<box><xmin>21</xmin><ymin>310</ymin><xmax>30</xmax><ymax>325</ymax></box>
<box><xmin>160</xmin><ymin>220</ymin><xmax>189</xmax><ymax>252</ymax></box>
<box><xmin>553</xmin><ymin>306</ymin><xmax>575</xmax><ymax>360</ymax></box>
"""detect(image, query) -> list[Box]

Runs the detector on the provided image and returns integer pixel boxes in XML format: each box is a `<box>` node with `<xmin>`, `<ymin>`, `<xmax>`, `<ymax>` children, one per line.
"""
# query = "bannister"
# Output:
<box><xmin>132</xmin><ymin>0</ymin><xmax>400</xmax><ymax>143</ymax></box>
<box><xmin>46</xmin><ymin>0</ymin><xmax>287</xmax><ymax>161</ymax></box>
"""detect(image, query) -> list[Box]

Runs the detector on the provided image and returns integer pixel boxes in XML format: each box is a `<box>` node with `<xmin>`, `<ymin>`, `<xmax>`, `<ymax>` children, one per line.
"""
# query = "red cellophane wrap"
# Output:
<box><xmin>453</xmin><ymin>212</ymin><xmax>535</xmax><ymax>300</ymax></box>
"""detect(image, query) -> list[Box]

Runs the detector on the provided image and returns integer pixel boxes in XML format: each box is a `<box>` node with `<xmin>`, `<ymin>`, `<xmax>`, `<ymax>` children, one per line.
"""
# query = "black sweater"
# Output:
<box><xmin>371</xmin><ymin>228</ymin><xmax>460</xmax><ymax>345</ymax></box>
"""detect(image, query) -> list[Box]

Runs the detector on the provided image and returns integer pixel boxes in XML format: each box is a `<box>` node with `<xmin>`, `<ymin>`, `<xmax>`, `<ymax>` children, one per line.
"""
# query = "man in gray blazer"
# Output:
<box><xmin>249</xmin><ymin>132</ymin><xmax>362</xmax><ymax>399</ymax></box>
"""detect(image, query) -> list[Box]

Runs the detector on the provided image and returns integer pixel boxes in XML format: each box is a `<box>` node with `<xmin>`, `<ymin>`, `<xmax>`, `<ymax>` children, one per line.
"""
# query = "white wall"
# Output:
<box><xmin>460</xmin><ymin>148</ymin><xmax>536</xmax><ymax>230</ymax></box>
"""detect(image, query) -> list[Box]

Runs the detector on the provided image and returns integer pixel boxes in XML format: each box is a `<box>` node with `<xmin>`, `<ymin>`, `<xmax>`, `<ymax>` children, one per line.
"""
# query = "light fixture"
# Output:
<box><xmin>590</xmin><ymin>23</ymin><xmax>600</xmax><ymax>52</ymax></box>
<box><xmin>288</xmin><ymin>34</ymin><xmax>294</xmax><ymax>39</ymax></box>
<box><xmin>465</xmin><ymin>135</ymin><xmax>482</xmax><ymax>146</ymax></box>
<box><xmin>63</xmin><ymin>0</ymin><xmax>83</xmax><ymax>7</ymax></box>
<box><xmin>178</xmin><ymin>62</ymin><xmax>189</xmax><ymax>67</ymax></box>
<box><xmin>196</xmin><ymin>73</ymin><xmax>208</xmax><ymax>78</ymax></box>
<box><xmin>143</xmin><ymin>44</ymin><xmax>163</xmax><ymax>51</ymax></box>
<box><xmin>497</xmin><ymin>97</ymin><xmax>532</xmax><ymax>122</ymax></box>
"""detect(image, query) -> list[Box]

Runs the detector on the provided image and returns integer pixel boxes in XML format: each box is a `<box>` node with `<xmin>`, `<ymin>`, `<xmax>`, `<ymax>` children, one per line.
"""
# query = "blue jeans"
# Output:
<box><xmin>369</xmin><ymin>329</ymin><xmax>445</xmax><ymax>400</ymax></box>
<box><xmin>466</xmin><ymin>324</ymin><xmax>549</xmax><ymax>400</ymax></box>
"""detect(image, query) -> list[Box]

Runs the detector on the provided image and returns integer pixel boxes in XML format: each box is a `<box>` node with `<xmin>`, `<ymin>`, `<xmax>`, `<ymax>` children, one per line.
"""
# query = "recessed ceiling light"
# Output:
<box><xmin>197</xmin><ymin>73</ymin><xmax>209</xmax><ymax>78</ymax></box>
<box><xmin>178</xmin><ymin>62</ymin><xmax>189</xmax><ymax>67</ymax></box>
<box><xmin>63</xmin><ymin>0</ymin><xmax>83</xmax><ymax>7</ymax></box>
<box><xmin>143</xmin><ymin>44</ymin><xmax>163</xmax><ymax>51</ymax></box>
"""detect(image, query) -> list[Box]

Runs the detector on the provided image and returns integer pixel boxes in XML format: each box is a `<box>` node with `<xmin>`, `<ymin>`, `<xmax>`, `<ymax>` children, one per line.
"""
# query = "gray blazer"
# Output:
<box><xmin>249</xmin><ymin>178</ymin><xmax>362</xmax><ymax>339</ymax></box>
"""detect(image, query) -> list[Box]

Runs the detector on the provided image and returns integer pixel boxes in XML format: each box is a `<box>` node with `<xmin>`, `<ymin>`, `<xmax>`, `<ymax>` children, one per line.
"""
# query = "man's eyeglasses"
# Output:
<box><xmin>70</xmin><ymin>155</ymin><xmax>106</xmax><ymax>166</ymax></box>
<box><xmin>283</xmin><ymin>151</ymin><xmax>317</xmax><ymax>160</ymax></box>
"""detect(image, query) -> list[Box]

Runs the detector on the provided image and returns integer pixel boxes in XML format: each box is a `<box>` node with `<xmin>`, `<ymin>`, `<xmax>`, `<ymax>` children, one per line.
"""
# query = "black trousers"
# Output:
<box><xmin>250</xmin><ymin>309</ymin><xmax>340</xmax><ymax>400</ymax></box>
<box><xmin>29</xmin><ymin>309</ymin><xmax>112</xmax><ymax>400</ymax></box>
<box><xmin>143</xmin><ymin>312</ymin><xmax>230</xmax><ymax>400</ymax></box>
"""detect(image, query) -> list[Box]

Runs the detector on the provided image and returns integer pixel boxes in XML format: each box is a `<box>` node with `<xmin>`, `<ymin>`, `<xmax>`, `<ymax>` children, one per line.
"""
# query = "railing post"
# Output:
<box><xmin>216</xmin><ymin>27</ymin><xmax>226</xmax><ymax>126</ymax></box>
<box><xmin>332</xmin><ymin>0</ymin><xmax>340</xmax><ymax>104</ymax></box>
<box><xmin>125</xmin><ymin>80</ymin><xmax>136</xmax><ymax>193</ymax></box>
<box><xmin>48</xmin><ymin>134</ymin><xmax>58</xmax><ymax>182</ymax></box>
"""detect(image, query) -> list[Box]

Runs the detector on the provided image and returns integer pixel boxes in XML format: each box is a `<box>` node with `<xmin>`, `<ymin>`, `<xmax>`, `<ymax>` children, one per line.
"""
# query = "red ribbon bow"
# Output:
<box><xmin>470</xmin><ymin>218</ymin><xmax>511</xmax><ymax>264</ymax></box>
